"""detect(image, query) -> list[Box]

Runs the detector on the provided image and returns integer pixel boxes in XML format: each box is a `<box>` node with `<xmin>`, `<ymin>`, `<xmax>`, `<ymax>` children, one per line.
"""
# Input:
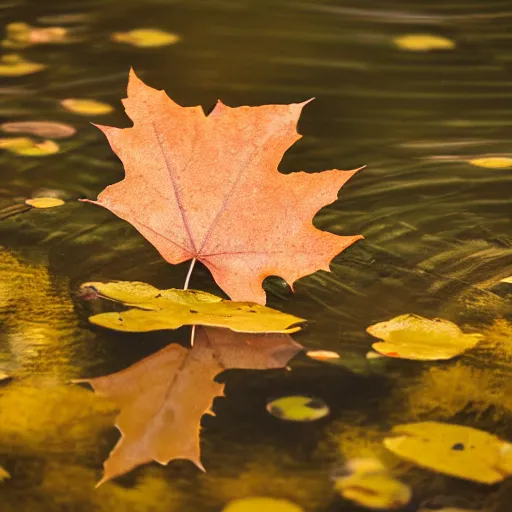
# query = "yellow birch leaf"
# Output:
<box><xmin>111</xmin><ymin>28</ymin><xmax>180</xmax><ymax>47</ymax></box>
<box><xmin>468</xmin><ymin>157</ymin><xmax>512</xmax><ymax>169</ymax></box>
<box><xmin>0</xmin><ymin>53</ymin><xmax>46</xmax><ymax>76</ymax></box>
<box><xmin>266</xmin><ymin>395</ymin><xmax>329</xmax><ymax>422</ymax></box>
<box><xmin>384</xmin><ymin>422</ymin><xmax>512</xmax><ymax>484</ymax></box>
<box><xmin>393</xmin><ymin>34</ymin><xmax>455</xmax><ymax>51</ymax></box>
<box><xmin>0</xmin><ymin>137</ymin><xmax>59</xmax><ymax>156</ymax></box>
<box><xmin>367</xmin><ymin>314</ymin><xmax>482</xmax><ymax>361</ymax></box>
<box><xmin>0</xmin><ymin>466</ymin><xmax>10</xmax><ymax>481</ymax></box>
<box><xmin>61</xmin><ymin>98</ymin><xmax>113</xmax><ymax>116</ymax></box>
<box><xmin>26</xmin><ymin>197</ymin><xmax>65</xmax><ymax>208</ymax></box>
<box><xmin>500</xmin><ymin>276</ymin><xmax>512</xmax><ymax>284</ymax></box>
<box><xmin>80</xmin><ymin>281</ymin><xmax>306</xmax><ymax>334</ymax></box>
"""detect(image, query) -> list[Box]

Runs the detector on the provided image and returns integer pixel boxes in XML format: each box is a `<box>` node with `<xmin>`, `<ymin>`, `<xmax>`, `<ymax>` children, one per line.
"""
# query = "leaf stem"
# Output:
<box><xmin>183</xmin><ymin>258</ymin><xmax>197</xmax><ymax>290</ymax></box>
<box><xmin>190</xmin><ymin>325</ymin><xmax>196</xmax><ymax>347</ymax></box>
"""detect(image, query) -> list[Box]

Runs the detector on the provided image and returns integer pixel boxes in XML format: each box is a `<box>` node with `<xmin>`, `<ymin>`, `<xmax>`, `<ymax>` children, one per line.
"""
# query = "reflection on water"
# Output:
<box><xmin>0</xmin><ymin>0</ymin><xmax>512</xmax><ymax>510</ymax></box>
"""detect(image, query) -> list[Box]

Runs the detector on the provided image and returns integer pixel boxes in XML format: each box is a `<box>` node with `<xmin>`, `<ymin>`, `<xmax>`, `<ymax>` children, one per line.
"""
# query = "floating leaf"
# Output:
<box><xmin>0</xmin><ymin>137</ymin><xmax>59</xmax><ymax>156</ymax></box>
<box><xmin>266</xmin><ymin>395</ymin><xmax>329</xmax><ymax>422</ymax></box>
<box><xmin>501</xmin><ymin>276</ymin><xmax>512</xmax><ymax>284</ymax></box>
<box><xmin>81</xmin><ymin>70</ymin><xmax>363</xmax><ymax>305</ymax></box>
<box><xmin>61</xmin><ymin>98</ymin><xmax>113</xmax><ymax>116</ymax></box>
<box><xmin>81</xmin><ymin>281</ymin><xmax>306</xmax><ymax>334</ymax></box>
<box><xmin>76</xmin><ymin>327</ymin><xmax>301</xmax><ymax>485</ymax></box>
<box><xmin>468</xmin><ymin>157</ymin><xmax>512</xmax><ymax>169</ymax></box>
<box><xmin>306</xmin><ymin>350</ymin><xmax>340</xmax><ymax>361</ymax></box>
<box><xmin>25</xmin><ymin>197</ymin><xmax>65</xmax><ymax>209</ymax></box>
<box><xmin>334</xmin><ymin>457</ymin><xmax>411</xmax><ymax>510</ymax></box>
<box><xmin>0</xmin><ymin>466</ymin><xmax>10</xmax><ymax>482</ymax></box>
<box><xmin>0</xmin><ymin>371</ymin><xmax>10</xmax><ymax>382</ymax></box>
<box><xmin>222</xmin><ymin>497</ymin><xmax>303</xmax><ymax>512</ymax></box>
<box><xmin>367</xmin><ymin>314</ymin><xmax>482</xmax><ymax>361</ymax></box>
<box><xmin>393</xmin><ymin>34</ymin><xmax>455</xmax><ymax>51</ymax></box>
<box><xmin>384</xmin><ymin>422</ymin><xmax>512</xmax><ymax>484</ymax></box>
<box><xmin>112</xmin><ymin>28</ymin><xmax>180</xmax><ymax>47</ymax></box>
<box><xmin>1</xmin><ymin>121</ymin><xmax>76</xmax><ymax>139</ymax></box>
<box><xmin>0</xmin><ymin>54</ymin><xmax>46</xmax><ymax>76</ymax></box>
<box><xmin>2</xmin><ymin>22</ymin><xmax>69</xmax><ymax>48</ymax></box>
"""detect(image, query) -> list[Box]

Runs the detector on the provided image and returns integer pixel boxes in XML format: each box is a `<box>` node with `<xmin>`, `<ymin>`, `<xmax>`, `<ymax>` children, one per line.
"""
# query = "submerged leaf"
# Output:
<box><xmin>468</xmin><ymin>156</ymin><xmax>512</xmax><ymax>169</ymax></box>
<box><xmin>1</xmin><ymin>121</ymin><xmax>76</xmax><ymax>139</ymax></box>
<box><xmin>266</xmin><ymin>395</ymin><xmax>329</xmax><ymax>422</ymax></box>
<box><xmin>393</xmin><ymin>34</ymin><xmax>455</xmax><ymax>51</ymax></box>
<box><xmin>76</xmin><ymin>327</ymin><xmax>301</xmax><ymax>485</ymax></box>
<box><xmin>0</xmin><ymin>54</ymin><xmax>46</xmax><ymax>76</ymax></box>
<box><xmin>82</xmin><ymin>70</ymin><xmax>363</xmax><ymax>304</ymax></box>
<box><xmin>0</xmin><ymin>137</ymin><xmax>59</xmax><ymax>156</ymax></box>
<box><xmin>334</xmin><ymin>457</ymin><xmax>411</xmax><ymax>510</ymax></box>
<box><xmin>222</xmin><ymin>497</ymin><xmax>303</xmax><ymax>512</ymax></box>
<box><xmin>384</xmin><ymin>422</ymin><xmax>512</xmax><ymax>484</ymax></box>
<box><xmin>81</xmin><ymin>281</ymin><xmax>306</xmax><ymax>334</ymax></box>
<box><xmin>61</xmin><ymin>98</ymin><xmax>113</xmax><ymax>116</ymax></box>
<box><xmin>26</xmin><ymin>197</ymin><xmax>65</xmax><ymax>208</ymax></box>
<box><xmin>367</xmin><ymin>314</ymin><xmax>482</xmax><ymax>361</ymax></box>
<box><xmin>112</xmin><ymin>28</ymin><xmax>180</xmax><ymax>47</ymax></box>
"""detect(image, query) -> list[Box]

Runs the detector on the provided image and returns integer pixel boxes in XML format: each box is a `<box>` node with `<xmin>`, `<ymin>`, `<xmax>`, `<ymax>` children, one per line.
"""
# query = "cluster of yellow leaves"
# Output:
<box><xmin>80</xmin><ymin>281</ymin><xmax>305</xmax><ymax>334</ymax></box>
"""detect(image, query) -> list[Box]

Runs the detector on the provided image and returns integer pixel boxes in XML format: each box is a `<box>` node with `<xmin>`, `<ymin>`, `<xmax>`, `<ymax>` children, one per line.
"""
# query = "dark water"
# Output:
<box><xmin>1</xmin><ymin>0</ymin><xmax>512</xmax><ymax>510</ymax></box>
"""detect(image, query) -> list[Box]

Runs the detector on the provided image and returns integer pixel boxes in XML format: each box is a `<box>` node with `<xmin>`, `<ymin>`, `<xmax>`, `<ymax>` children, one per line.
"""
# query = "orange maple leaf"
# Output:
<box><xmin>83</xmin><ymin>69</ymin><xmax>363</xmax><ymax>304</ymax></box>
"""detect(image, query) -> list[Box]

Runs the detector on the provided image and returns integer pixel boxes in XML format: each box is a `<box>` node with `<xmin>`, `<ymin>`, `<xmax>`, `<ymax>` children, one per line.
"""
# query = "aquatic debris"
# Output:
<box><xmin>384</xmin><ymin>422</ymin><xmax>512</xmax><ymax>484</ymax></box>
<box><xmin>0</xmin><ymin>54</ymin><xmax>46</xmax><ymax>76</ymax></box>
<box><xmin>393</xmin><ymin>34</ymin><xmax>455</xmax><ymax>51</ymax></box>
<box><xmin>0</xmin><ymin>137</ymin><xmax>59</xmax><ymax>156</ymax></box>
<box><xmin>334</xmin><ymin>457</ymin><xmax>411</xmax><ymax>510</ymax></box>
<box><xmin>367</xmin><ymin>314</ymin><xmax>483</xmax><ymax>361</ymax></box>
<box><xmin>1</xmin><ymin>121</ymin><xmax>76</xmax><ymax>139</ymax></box>
<box><xmin>26</xmin><ymin>197</ymin><xmax>65</xmax><ymax>209</ymax></box>
<box><xmin>266</xmin><ymin>395</ymin><xmax>329</xmax><ymax>422</ymax></box>
<box><xmin>60</xmin><ymin>98</ymin><xmax>113</xmax><ymax>116</ymax></box>
<box><xmin>111</xmin><ymin>28</ymin><xmax>180</xmax><ymax>47</ymax></box>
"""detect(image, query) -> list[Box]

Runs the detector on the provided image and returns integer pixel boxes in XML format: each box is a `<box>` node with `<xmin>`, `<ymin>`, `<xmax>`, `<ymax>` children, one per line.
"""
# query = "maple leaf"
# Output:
<box><xmin>76</xmin><ymin>327</ymin><xmax>302</xmax><ymax>486</ymax></box>
<box><xmin>82</xmin><ymin>69</ymin><xmax>363</xmax><ymax>304</ymax></box>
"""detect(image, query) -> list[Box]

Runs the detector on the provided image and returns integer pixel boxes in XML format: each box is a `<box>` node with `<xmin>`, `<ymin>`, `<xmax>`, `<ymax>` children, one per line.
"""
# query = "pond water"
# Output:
<box><xmin>1</xmin><ymin>0</ymin><xmax>512</xmax><ymax>510</ymax></box>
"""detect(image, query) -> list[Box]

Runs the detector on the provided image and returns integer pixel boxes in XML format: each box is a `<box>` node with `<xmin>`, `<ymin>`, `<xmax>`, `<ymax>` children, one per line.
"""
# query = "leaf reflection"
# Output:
<box><xmin>75</xmin><ymin>327</ymin><xmax>302</xmax><ymax>486</ymax></box>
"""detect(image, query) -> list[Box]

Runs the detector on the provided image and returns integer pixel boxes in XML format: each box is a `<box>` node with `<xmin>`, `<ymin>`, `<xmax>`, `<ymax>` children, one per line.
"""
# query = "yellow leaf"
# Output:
<box><xmin>367</xmin><ymin>314</ymin><xmax>482</xmax><ymax>361</ymax></box>
<box><xmin>111</xmin><ymin>28</ymin><xmax>180</xmax><ymax>47</ymax></box>
<box><xmin>266</xmin><ymin>395</ymin><xmax>329</xmax><ymax>422</ymax></box>
<box><xmin>2</xmin><ymin>21</ymin><xmax>69</xmax><ymax>48</ymax></box>
<box><xmin>0</xmin><ymin>466</ymin><xmax>10</xmax><ymax>482</ymax></box>
<box><xmin>500</xmin><ymin>276</ymin><xmax>512</xmax><ymax>284</ymax></box>
<box><xmin>222</xmin><ymin>497</ymin><xmax>303</xmax><ymax>512</ymax></box>
<box><xmin>393</xmin><ymin>34</ymin><xmax>455</xmax><ymax>51</ymax></box>
<box><xmin>468</xmin><ymin>157</ymin><xmax>512</xmax><ymax>169</ymax></box>
<box><xmin>0</xmin><ymin>53</ymin><xmax>46</xmax><ymax>76</ymax></box>
<box><xmin>0</xmin><ymin>137</ymin><xmax>59</xmax><ymax>156</ymax></box>
<box><xmin>334</xmin><ymin>457</ymin><xmax>411</xmax><ymax>510</ymax></box>
<box><xmin>25</xmin><ymin>197</ymin><xmax>65</xmax><ymax>209</ymax></box>
<box><xmin>61</xmin><ymin>98</ymin><xmax>113</xmax><ymax>116</ymax></box>
<box><xmin>384</xmin><ymin>422</ymin><xmax>512</xmax><ymax>484</ymax></box>
<box><xmin>80</xmin><ymin>281</ymin><xmax>306</xmax><ymax>334</ymax></box>
<box><xmin>0</xmin><ymin>371</ymin><xmax>11</xmax><ymax>381</ymax></box>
